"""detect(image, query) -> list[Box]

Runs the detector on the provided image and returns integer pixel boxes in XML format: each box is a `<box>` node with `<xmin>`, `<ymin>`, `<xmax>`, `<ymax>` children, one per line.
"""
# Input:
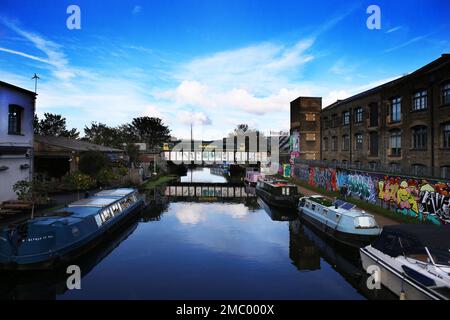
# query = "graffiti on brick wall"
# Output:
<box><xmin>377</xmin><ymin>177</ymin><xmax>450</xmax><ymax>225</ymax></box>
<box><xmin>291</xmin><ymin>164</ymin><xmax>450</xmax><ymax>225</ymax></box>
<box><xmin>337</xmin><ymin>172</ymin><xmax>376</xmax><ymax>203</ymax></box>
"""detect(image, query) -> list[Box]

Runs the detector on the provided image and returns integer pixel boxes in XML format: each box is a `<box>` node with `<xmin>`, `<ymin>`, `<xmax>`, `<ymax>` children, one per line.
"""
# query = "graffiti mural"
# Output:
<box><xmin>291</xmin><ymin>164</ymin><xmax>450</xmax><ymax>225</ymax></box>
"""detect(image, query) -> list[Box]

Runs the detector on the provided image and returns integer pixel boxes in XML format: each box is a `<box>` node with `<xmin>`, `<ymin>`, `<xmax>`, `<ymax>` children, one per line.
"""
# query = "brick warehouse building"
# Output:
<box><xmin>290</xmin><ymin>54</ymin><xmax>450</xmax><ymax>179</ymax></box>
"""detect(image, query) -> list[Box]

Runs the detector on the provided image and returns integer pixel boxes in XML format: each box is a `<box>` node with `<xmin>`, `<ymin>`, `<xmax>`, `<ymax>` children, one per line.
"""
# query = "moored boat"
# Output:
<box><xmin>0</xmin><ymin>188</ymin><xmax>143</xmax><ymax>270</ymax></box>
<box><xmin>244</xmin><ymin>170</ymin><xmax>265</xmax><ymax>186</ymax></box>
<box><xmin>255</xmin><ymin>178</ymin><xmax>300</xmax><ymax>209</ymax></box>
<box><xmin>298</xmin><ymin>196</ymin><xmax>381</xmax><ymax>248</ymax></box>
<box><xmin>360</xmin><ymin>224</ymin><xmax>450</xmax><ymax>300</ymax></box>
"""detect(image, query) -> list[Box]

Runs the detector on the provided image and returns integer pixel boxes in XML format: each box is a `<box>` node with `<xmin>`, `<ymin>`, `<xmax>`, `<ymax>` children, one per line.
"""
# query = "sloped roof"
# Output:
<box><xmin>35</xmin><ymin>135</ymin><xmax>123</xmax><ymax>153</ymax></box>
<box><xmin>323</xmin><ymin>54</ymin><xmax>450</xmax><ymax>110</ymax></box>
<box><xmin>0</xmin><ymin>81</ymin><xmax>36</xmax><ymax>96</ymax></box>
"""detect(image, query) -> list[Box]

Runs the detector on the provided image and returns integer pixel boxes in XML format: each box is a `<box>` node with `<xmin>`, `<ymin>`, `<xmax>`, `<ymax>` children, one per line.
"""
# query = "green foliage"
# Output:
<box><xmin>125</xmin><ymin>143</ymin><xmax>140</xmax><ymax>167</ymax></box>
<box><xmin>34</xmin><ymin>113</ymin><xmax>79</xmax><ymax>138</ymax></box>
<box><xmin>132</xmin><ymin>117</ymin><xmax>171</xmax><ymax>150</ymax></box>
<box><xmin>63</xmin><ymin>172</ymin><xmax>95</xmax><ymax>191</ymax></box>
<box><xmin>96</xmin><ymin>168</ymin><xmax>120</xmax><ymax>186</ymax></box>
<box><xmin>79</xmin><ymin>151</ymin><xmax>111</xmax><ymax>178</ymax></box>
<box><xmin>13</xmin><ymin>180</ymin><xmax>49</xmax><ymax>204</ymax></box>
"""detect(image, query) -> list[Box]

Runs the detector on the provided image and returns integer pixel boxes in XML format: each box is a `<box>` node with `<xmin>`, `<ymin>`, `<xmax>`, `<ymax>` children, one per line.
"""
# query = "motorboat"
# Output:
<box><xmin>298</xmin><ymin>196</ymin><xmax>381</xmax><ymax>248</ymax></box>
<box><xmin>360</xmin><ymin>224</ymin><xmax>450</xmax><ymax>300</ymax></box>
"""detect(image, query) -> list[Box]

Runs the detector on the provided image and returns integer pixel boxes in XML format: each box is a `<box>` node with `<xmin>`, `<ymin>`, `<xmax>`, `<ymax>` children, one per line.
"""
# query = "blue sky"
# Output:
<box><xmin>0</xmin><ymin>0</ymin><xmax>449</xmax><ymax>139</ymax></box>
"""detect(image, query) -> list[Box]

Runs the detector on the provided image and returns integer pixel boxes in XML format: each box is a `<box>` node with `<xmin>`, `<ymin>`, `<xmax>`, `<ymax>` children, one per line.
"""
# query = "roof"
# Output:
<box><xmin>95</xmin><ymin>189</ymin><xmax>135</xmax><ymax>197</ymax></box>
<box><xmin>35</xmin><ymin>135</ymin><xmax>123</xmax><ymax>153</ymax></box>
<box><xmin>68</xmin><ymin>197</ymin><xmax>119</xmax><ymax>208</ymax></box>
<box><xmin>382</xmin><ymin>224</ymin><xmax>450</xmax><ymax>249</ymax></box>
<box><xmin>0</xmin><ymin>80</ymin><xmax>36</xmax><ymax>96</ymax></box>
<box><xmin>323</xmin><ymin>54</ymin><xmax>450</xmax><ymax>111</ymax></box>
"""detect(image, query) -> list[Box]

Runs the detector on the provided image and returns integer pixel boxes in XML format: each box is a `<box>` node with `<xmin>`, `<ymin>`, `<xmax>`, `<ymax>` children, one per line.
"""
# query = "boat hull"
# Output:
<box><xmin>0</xmin><ymin>200</ymin><xmax>144</xmax><ymax>271</ymax></box>
<box><xmin>256</xmin><ymin>187</ymin><xmax>298</xmax><ymax>210</ymax></box>
<box><xmin>299</xmin><ymin>209</ymin><xmax>378</xmax><ymax>248</ymax></box>
<box><xmin>360</xmin><ymin>247</ymin><xmax>443</xmax><ymax>300</ymax></box>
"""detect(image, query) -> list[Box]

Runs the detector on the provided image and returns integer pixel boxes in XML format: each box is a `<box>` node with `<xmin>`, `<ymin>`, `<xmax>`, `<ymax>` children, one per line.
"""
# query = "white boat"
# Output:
<box><xmin>360</xmin><ymin>224</ymin><xmax>450</xmax><ymax>300</ymax></box>
<box><xmin>298</xmin><ymin>196</ymin><xmax>381</xmax><ymax>248</ymax></box>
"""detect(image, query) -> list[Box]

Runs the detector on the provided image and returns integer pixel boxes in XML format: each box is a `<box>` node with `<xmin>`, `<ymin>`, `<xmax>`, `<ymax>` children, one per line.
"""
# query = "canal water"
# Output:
<box><xmin>0</xmin><ymin>168</ymin><xmax>395</xmax><ymax>300</ymax></box>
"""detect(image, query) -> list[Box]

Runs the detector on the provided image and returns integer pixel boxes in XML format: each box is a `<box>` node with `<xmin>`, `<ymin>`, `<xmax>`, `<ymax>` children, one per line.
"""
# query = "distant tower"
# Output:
<box><xmin>290</xmin><ymin>97</ymin><xmax>321</xmax><ymax>161</ymax></box>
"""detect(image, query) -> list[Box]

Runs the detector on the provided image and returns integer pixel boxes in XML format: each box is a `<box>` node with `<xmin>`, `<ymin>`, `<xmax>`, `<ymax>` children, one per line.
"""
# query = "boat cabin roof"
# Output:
<box><xmin>68</xmin><ymin>197</ymin><xmax>119</xmax><ymax>208</ymax></box>
<box><xmin>95</xmin><ymin>188</ymin><xmax>135</xmax><ymax>197</ymax></box>
<box><xmin>262</xmin><ymin>179</ymin><xmax>296</xmax><ymax>188</ymax></box>
<box><xmin>303</xmin><ymin>196</ymin><xmax>366</xmax><ymax>217</ymax></box>
<box><xmin>380</xmin><ymin>224</ymin><xmax>450</xmax><ymax>249</ymax></box>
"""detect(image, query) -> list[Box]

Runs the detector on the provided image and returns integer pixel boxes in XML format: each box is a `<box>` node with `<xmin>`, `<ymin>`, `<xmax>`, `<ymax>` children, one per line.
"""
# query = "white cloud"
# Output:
<box><xmin>132</xmin><ymin>5</ymin><xmax>142</xmax><ymax>15</ymax></box>
<box><xmin>178</xmin><ymin>111</ymin><xmax>212</xmax><ymax>126</ymax></box>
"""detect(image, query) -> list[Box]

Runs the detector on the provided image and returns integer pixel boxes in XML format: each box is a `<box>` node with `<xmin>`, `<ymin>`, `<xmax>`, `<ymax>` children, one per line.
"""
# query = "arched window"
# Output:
<box><xmin>390</xmin><ymin>97</ymin><xmax>402</xmax><ymax>122</ymax></box>
<box><xmin>323</xmin><ymin>137</ymin><xmax>329</xmax><ymax>151</ymax></box>
<box><xmin>411</xmin><ymin>126</ymin><xmax>427</xmax><ymax>150</ymax></box>
<box><xmin>389</xmin><ymin>129</ymin><xmax>402</xmax><ymax>156</ymax></box>
<box><xmin>331</xmin><ymin>136</ymin><xmax>338</xmax><ymax>151</ymax></box>
<box><xmin>355</xmin><ymin>133</ymin><xmax>363</xmax><ymax>150</ymax></box>
<box><xmin>412</xmin><ymin>90</ymin><xmax>428</xmax><ymax>111</ymax></box>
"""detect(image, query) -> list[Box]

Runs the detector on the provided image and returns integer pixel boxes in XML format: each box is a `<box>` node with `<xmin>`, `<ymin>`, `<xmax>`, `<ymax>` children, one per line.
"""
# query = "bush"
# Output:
<box><xmin>13</xmin><ymin>180</ymin><xmax>49</xmax><ymax>204</ymax></box>
<box><xmin>79</xmin><ymin>151</ymin><xmax>111</xmax><ymax>178</ymax></box>
<box><xmin>63</xmin><ymin>172</ymin><xmax>96</xmax><ymax>191</ymax></box>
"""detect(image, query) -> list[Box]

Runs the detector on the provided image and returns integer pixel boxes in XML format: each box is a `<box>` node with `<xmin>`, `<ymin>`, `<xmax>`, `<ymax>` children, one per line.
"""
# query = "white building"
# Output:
<box><xmin>0</xmin><ymin>81</ymin><xmax>36</xmax><ymax>203</ymax></box>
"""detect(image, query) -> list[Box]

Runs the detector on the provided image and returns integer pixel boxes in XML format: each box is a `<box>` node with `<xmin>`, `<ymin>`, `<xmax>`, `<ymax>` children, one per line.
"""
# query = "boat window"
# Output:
<box><xmin>354</xmin><ymin>216</ymin><xmax>378</xmax><ymax>229</ymax></box>
<box><xmin>374</xmin><ymin>233</ymin><xmax>402</xmax><ymax>257</ymax></box>
<box><xmin>428</xmin><ymin>248</ymin><xmax>450</xmax><ymax>266</ymax></box>
<box><xmin>322</xmin><ymin>209</ymin><xmax>328</xmax><ymax>216</ymax></box>
<box><xmin>286</xmin><ymin>188</ymin><xmax>290</xmax><ymax>196</ymax></box>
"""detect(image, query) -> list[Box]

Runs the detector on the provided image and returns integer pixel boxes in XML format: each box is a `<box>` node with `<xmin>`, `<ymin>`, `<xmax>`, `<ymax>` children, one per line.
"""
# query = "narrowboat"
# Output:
<box><xmin>0</xmin><ymin>188</ymin><xmax>143</xmax><ymax>270</ymax></box>
<box><xmin>360</xmin><ymin>224</ymin><xmax>450</xmax><ymax>300</ymax></box>
<box><xmin>255</xmin><ymin>178</ymin><xmax>300</xmax><ymax>209</ymax></box>
<box><xmin>258</xmin><ymin>198</ymin><xmax>297</xmax><ymax>221</ymax></box>
<box><xmin>298</xmin><ymin>196</ymin><xmax>381</xmax><ymax>248</ymax></box>
<box><xmin>244</xmin><ymin>170</ymin><xmax>265</xmax><ymax>186</ymax></box>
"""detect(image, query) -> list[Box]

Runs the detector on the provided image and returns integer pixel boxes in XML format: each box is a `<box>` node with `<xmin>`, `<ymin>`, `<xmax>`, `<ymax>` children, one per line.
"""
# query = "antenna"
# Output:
<box><xmin>32</xmin><ymin>73</ymin><xmax>40</xmax><ymax>94</ymax></box>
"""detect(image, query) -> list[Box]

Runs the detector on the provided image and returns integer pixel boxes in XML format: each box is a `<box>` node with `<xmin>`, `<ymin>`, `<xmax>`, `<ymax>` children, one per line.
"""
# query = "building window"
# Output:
<box><xmin>342</xmin><ymin>111</ymin><xmax>350</xmax><ymax>125</ymax></box>
<box><xmin>390</xmin><ymin>129</ymin><xmax>402</xmax><ymax>156</ymax></box>
<box><xmin>369</xmin><ymin>132</ymin><xmax>379</xmax><ymax>156</ymax></box>
<box><xmin>443</xmin><ymin>82</ymin><xmax>450</xmax><ymax>105</ymax></box>
<box><xmin>442</xmin><ymin>166</ymin><xmax>450</xmax><ymax>179</ymax></box>
<box><xmin>443</xmin><ymin>123</ymin><xmax>450</xmax><ymax>148</ymax></box>
<box><xmin>332</xmin><ymin>114</ymin><xmax>339</xmax><ymax>127</ymax></box>
<box><xmin>331</xmin><ymin>136</ymin><xmax>338</xmax><ymax>151</ymax></box>
<box><xmin>342</xmin><ymin>135</ymin><xmax>350</xmax><ymax>151</ymax></box>
<box><xmin>369</xmin><ymin>103</ymin><xmax>378</xmax><ymax>127</ymax></box>
<box><xmin>354</xmin><ymin>161</ymin><xmax>362</xmax><ymax>169</ymax></box>
<box><xmin>323</xmin><ymin>137</ymin><xmax>329</xmax><ymax>151</ymax></box>
<box><xmin>412</xmin><ymin>164</ymin><xmax>427</xmax><ymax>177</ymax></box>
<box><xmin>412</xmin><ymin>90</ymin><xmax>427</xmax><ymax>111</ymax></box>
<box><xmin>391</xmin><ymin>97</ymin><xmax>402</xmax><ymax>122</ymax></box>
<box><xmin>8</xmin><ymin>105</ymin><xmax>23</xmax><ymax>135</ymax></box>
<box><xmin>355</xmin><ymin>133</ymin><xmax>363</xmax><ymax>150</ymax></box>
<box><xmin>411</xmin><ymin>126</ymin><xmax>427</xmax><ymax>150</ymax></box>
<box><xmin>305</xmin><ymin>113</ymin><xmax>316</xmax><ymax>121</ymax></box>
<box><xmin>390</xmin><ymin>163</ymin><xmax>401</xmax><ymax>173</ymax></box>
<box><xmin>306</xmin><ymin>133</ymin><xmax>316</xmax><ymax>141</ymax></box>
<box><xmin>354</xmin><ymin>107</ymin><xmax>363</xmax><ymax>123</ymax></box>
<box><xmin>322</xmin><ymin>117</ymin><xmax>328</xmax><ymax>129</ymax></box>
<box><xmin>369</xmin><ymin>162</ymin><xmax>378</xmax><ymax>171</ymax></box>
<box><xmin>341</xmin><ymin>160</ymin><xmax>348</xmax><ymax>167</ymax></box>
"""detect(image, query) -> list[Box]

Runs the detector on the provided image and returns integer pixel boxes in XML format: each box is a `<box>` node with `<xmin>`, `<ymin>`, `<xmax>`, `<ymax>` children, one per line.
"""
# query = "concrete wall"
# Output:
<box><xmin>292</xmin><ymin>163</ymin><xmax>450</xmax><ymax>226</ymax></box>
<box><xmin>0</xmin><ymin>84</ymin><xmax>35</xmax><ymax>202</ymax></box>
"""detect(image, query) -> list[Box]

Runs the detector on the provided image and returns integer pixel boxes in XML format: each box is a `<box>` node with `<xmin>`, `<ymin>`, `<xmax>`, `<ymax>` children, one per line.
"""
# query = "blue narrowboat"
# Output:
<box><xmin>0</xmin><ymin>188</ymin><xmax>143</xmax><ymax>270</ymax></box>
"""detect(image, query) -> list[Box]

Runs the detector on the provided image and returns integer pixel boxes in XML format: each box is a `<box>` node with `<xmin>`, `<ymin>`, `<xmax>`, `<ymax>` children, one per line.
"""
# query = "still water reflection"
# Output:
<box><xmin>0</xmin><ymin>168</ymin><xmax>395</xmax><ymax>300</ymax></box>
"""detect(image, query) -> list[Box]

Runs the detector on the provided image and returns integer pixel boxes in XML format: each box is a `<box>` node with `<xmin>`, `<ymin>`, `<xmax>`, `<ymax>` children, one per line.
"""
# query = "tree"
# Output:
<box><xmin>125</xmin><ymin>143</ymin><xmax>140</xmax><ymax>167</ymax></box>
<box><xmin>84</xmin><ymin>122</ymin><xmax>121</xmax><ymax>148</ymax></box>
<box><xmin>13</xmin><ymin>180</ymin><xmax>49</xmax><ymax>219</ymax></box>
<box><xmin>132</xmin><ymin>117</ymin><xmax>170</xmax><ymax>151</ymax></box>
<box><xmin>78</xmin><ymin>151</ymin><xmax>111</xmax><ymax>178</ymax></box>
<box><xmin>35</xmin><ymin>113</ymin><xmax>80</xmax><ymax>138</ymax></box>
